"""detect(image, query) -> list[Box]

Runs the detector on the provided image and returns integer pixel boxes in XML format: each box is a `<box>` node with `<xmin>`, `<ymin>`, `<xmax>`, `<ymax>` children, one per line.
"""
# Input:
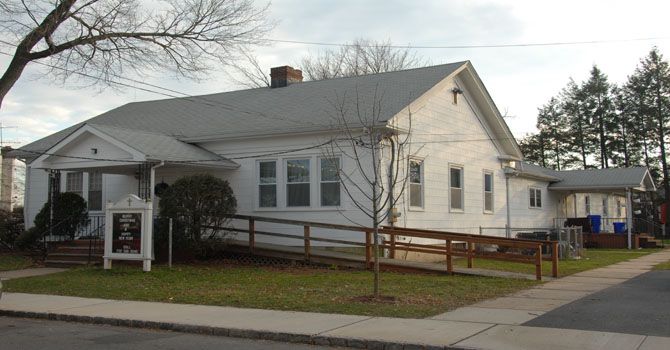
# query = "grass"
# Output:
<box><xmin>0</xmin><ymin>254</ymin><xmax>34</xmax><ymax>271</ymax></box>
<box><xmin>653</xmin><ymin>261</ymin><xmax>670</xmax><ymax>270</ymax></box>
<box><xmin>452</xmin><ymin>248</ymin><xmax>662</xmax><ymax>277</ymax></box>
<box><xmin>3</xmin><ymin>263</ymin><xmax>538</xmax><ymax>318</ymax></box>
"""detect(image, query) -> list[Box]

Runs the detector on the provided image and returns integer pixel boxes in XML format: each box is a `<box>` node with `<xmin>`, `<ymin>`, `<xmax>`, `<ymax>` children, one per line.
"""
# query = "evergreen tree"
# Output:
<box><xmin>536</xmin><ymin>97</ymin><xmax>573</xmax><ymax>170</ymax></box>
<box><xmin>561</xmin><ymin>79</ymin><xmax>595</xmax><ymax>168</ymax></box>
<box><xmin>581</xmin><ymin>66</ymin><xmax>617</xmax><ymax>168</ymax></box>
<box><xmin>519</xmin><ymin>133</ymin><xmax>549</xmax><ymax>167</ymax></box>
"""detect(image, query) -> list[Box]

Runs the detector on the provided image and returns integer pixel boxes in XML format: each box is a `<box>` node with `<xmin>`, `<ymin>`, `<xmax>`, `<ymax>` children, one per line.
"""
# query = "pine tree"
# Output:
<box><xmin>581</xmin><ymin>66</ymin><xmax>617</xmax><ymax>168</ymax></box>
<box><xmin>536</xmin><ymin>97</ymin><xmax>573</xmax><ymax>170</ymax></box>
<box><xmin>561</xmin><ymin>79</ymin><xmax>595</xmax><ymax>168</ymax></box>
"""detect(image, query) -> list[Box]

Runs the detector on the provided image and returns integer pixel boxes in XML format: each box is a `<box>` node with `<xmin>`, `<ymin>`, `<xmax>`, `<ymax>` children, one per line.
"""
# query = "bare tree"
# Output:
<box><xmin>0</xmin><ymin>0</ymin><xmax>273</xmax><ymax>108</ymax></box>
<box><xmin>225</xmin><ymin>48</ymin><xmax>270</xmax><ymax>88</ymax></box>
<box><xmin>301</xmin><ymin>38</ymin><xmax>425</xmax><ymax>80</ymax></box>
<box><xmin>323</xmin><ymin>86</ymin><xmax>413</xmax><ymax>298</ymax></box>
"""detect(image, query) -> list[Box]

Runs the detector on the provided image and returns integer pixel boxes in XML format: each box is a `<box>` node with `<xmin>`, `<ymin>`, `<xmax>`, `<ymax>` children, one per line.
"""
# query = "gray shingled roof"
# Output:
<box><xmin>520</xmin><ymin>162</ymin><xmax>655</xmax><ymax>191</ymax></box>
<box><xmin>89</xmin><ymin>124</ymin><xmax>237</xmax><ymax>167</ymax></box>
<box><xmin>18</xmin><ymin>62</ymin><xmax>467</xmax><ymax>158</ymax></box>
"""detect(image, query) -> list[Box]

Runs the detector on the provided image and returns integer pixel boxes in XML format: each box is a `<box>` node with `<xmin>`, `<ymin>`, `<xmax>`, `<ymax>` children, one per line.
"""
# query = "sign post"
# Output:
<box><xmin>103</xmin><ymin>194</ymin><xmax>153</xmax><ymax>272</ymax></box>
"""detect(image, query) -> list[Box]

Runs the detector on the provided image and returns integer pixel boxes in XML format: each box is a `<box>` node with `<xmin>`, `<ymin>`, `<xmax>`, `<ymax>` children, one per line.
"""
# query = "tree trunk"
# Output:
<box><xmin>0</xmin><ymin>54</ymin><xmax>31</xmax><ymax>109</ymax></box>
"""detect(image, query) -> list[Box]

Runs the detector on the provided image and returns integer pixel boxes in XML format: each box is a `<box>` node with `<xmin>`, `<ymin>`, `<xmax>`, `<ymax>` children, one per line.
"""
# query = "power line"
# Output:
<box><xmin>266</xmin><ymin>36</ymin><xmax>670</xmax><ymax>49</ymax></box>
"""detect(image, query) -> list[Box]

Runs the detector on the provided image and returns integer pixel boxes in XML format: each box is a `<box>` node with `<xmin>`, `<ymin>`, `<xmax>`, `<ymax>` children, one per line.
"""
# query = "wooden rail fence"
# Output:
<box><xmin>217</xmin><ymin>215</ymin><xmax>559</xmax><ymax>280</ymax></box>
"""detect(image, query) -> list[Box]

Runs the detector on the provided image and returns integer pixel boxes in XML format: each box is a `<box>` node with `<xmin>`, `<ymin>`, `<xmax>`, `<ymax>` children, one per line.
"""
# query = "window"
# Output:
<box><xmin>602</xmin><ymin>197</ymin><xmax>609</xmax><ymax>217</ymax></box>
<box><xmin>88</xmin><ymin>172</ymin><xmax>103</xmax><ymax>211</ymax></box>
<box><xmin>529</xmin><ymin>187</ymin><xmax>542</xmax><ymax>208</ymax></box>
<box><xmin>258</xmin><ymin>161</ymin><xmax>277</xmax><ymax>208</ymax></box>
<box><xmin>585</xmin><ymin>195</ymin><xmax>591</xmax><ymax>215</ymax></box>
<box><xmin>409</xmin><ymin>160</ymin><xmax>423</xmax><ymax>208</ymax></box>
<box><xmin>286</xmin><ymin>159</ymin><xmax>310</xmax><ymax>207</ymax></box>
<box><xmin>449</xmin><ymin>166</ymin><xmax>463</xmax><ymax>211</ymax></box>
<box><xmin>320</xmin><ymin>158</ymin><xmax>340</xmax><ymax>206</ymax></box>
<box><xmin>65</xmin><ymin>172</ymin><xmax>83</xmax><ymax>197</ymax></box>
<box><xmin>616</xmin><ymin>199</ymin><xmax>623</xmax><ymax>217</ymax></box>
<box><xmin>483</xmin><ymin>171</ymin><xmax>493</xmax><ymax>213</ymax></box>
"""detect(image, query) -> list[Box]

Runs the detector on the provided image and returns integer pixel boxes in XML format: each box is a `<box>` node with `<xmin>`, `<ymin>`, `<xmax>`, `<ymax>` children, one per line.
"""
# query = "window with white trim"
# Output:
<box><xmin>602</xmin><ymin>197</ymin><xmax>609</xmax><ymax>217</ymax></box>
<box><xmin>409</xmin><ymin>159</ymin><xmax>423</xmax><ymax>208</ymax></box>
<box><xmin>529</xmin><ymin>187</ymin><xmax>542</xmax><ymax>208</ymax></box>
<box><xmin>616</xmin><ymin>199</ymin><xmax>623</xmax><ymax>217</ymax></box>
<box><xmin>320</xmin><ymin>157</ymin><xmax>340</xmax><ymax>206</ymax></box>
<box><xmin>449</xmin><ymin>166</ymin><xmax>464</xmax><ymax>211</ymax></box>
<box><xmin>258</xmin><ymin>161</ymin><xmax>277</xmax><ymax>208</ymax></box>
<box><xmin>88</xmin><ymin>172</ymin><xmax>103</xmax><ymax>211</ymax></box>
<box><xmin>585</xmin><ymin>195</ymin><xmax>591</xmax><ymax>215</ymax></box>
<box><xmin>286</xmin><ymin>159</ymin><xmax>310</xmax><ymax>207</ymax></box>
<box><xmin>483</xmin><ymin>171</ymin><xmax>493</xmax><ymax>213</ymax></box>
<box><xmin>65</xmin><ymin>172</ymin><xmax>83</xmax><ymax>198</ymax></box>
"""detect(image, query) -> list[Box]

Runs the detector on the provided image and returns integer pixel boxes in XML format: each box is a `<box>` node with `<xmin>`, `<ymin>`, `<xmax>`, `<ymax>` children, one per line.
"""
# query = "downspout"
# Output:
<box><xmin>626</xmin><ymin>188</ymin><xmax>633</xmax><ymax>250</ymax></box>
<box><xmin>505</xmin><ymin>175</ymin><xmax>511</xmax><ymax>238</ymax></box>
<box><xmin>387</xmin><ymin>137</ymin><xmax>395</xmax><ymax>227</ymax></box>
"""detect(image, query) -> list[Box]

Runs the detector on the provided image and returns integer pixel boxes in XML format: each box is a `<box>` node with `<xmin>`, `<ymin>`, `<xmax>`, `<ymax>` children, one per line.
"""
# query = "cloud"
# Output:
<box><xmin>1</xmin><ymin>0</ymin><xmax>670</xmax><ymax>147</ymax></box>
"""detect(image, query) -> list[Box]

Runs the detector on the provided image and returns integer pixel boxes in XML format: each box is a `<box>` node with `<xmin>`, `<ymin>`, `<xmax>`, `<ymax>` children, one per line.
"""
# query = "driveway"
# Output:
<box><xmin>524</xmin><ymin>270</ymin><xmax>670</xmax><ymax>337</ymax></box>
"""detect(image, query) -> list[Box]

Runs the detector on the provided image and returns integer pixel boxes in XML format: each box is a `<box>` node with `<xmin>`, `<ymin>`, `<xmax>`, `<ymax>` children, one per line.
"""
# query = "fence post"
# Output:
<box><xmin>535</xmin><ymin>244</ymin><xmax>543</xmax><ymax>281</ymax></box>
<box><xmin>365</xmin><ymin>231</ymin><xmax>372</xmax><ymax>269</ymax></box>
<box><xmin>467</xmin><ymin>241</ymin><xmax>474</xmax><ymax>268</ymax></box>
<box><xmin>304</xmin><ymin>225</ymin><xmax>311</xmax><ymax>261</ymax></box>
<box><xmin>168</xmin><ymin>218</ymin><xmax>173</xmax><ymax>268</ymax></box>
<box><xmin>551</xmin><ymin>241</ymin><xmax>558</xmax><ymax>278</ymax></box>
<box><xmin>446</xmin><ymin>239</ymin><xmax>453</xmax><ymax>275</ymax></box>
<box><xmin>248</xmin><ymin>218</ymin><xmax>255</xmax><ymax>254</ymax></box>
<box><xmin>389</xmin><ymin>233</ymin><xmax>396</xmax><ymax>259</ymax></box>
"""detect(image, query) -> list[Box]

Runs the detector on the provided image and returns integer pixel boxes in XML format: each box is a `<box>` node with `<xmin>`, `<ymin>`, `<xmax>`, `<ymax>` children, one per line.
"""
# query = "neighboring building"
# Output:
<box><xmin>0</xmin><ymin>147</ymin><xmax>26</xmax><ymax>212</ymax></box>
<box><xmin>11</xmin><ymin>62</ymin><xmax>656</xmax><ymax>244</ymax></box>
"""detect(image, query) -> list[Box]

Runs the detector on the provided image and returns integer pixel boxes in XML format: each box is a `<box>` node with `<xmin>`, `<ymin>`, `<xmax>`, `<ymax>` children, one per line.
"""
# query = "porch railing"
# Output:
<box><xmin>213</xmin><ymin>214</ymin><xmax>559</xmax><ymax>280</ymax></box>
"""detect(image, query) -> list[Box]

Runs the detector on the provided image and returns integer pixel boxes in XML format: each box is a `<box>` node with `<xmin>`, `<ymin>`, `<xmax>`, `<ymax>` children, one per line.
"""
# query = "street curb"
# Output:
<box><xmin>0</xmin><ymin>309</ymin><xmax>471</xmax><ymax>350</ymax></box>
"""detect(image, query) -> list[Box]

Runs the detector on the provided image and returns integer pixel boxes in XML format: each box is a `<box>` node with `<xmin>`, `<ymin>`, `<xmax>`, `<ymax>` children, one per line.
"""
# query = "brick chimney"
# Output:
<box><xmin>270</xmin><ymin>65</ymin><xmax>303</xmax><ymax>88</ymax></box>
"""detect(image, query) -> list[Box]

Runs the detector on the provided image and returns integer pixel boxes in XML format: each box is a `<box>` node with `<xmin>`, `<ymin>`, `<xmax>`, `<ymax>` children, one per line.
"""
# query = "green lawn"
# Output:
<box><xmin>653</xmin><ymin>261</ymin><xmax>670</xmax><ymax>270</ymax></box>
<box><xmin>452</xmin><ymin>249</ymin><xmax>661</xmax><ymax>277</ymax></box>
<box><xmin>4</xmin><ymin>263</ymin><xmax>538</xmax><ymax>318</ymax></box>
<box><xmin>0</xmin><ymin>254</ymin><xmax>34</xmax><ymax>271</ymax></box>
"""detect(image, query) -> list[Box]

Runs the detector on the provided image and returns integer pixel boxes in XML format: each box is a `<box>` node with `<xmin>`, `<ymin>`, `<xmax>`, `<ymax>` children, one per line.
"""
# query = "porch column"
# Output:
<box><xmin>626</xmin><ymin>188</ymin><xmax>633</xmax><ymax>250</ymax></box>
<box><xmin>47</xmin><ymin>170</ymin><xmax>61</xmax><ymax>240</ymax></box>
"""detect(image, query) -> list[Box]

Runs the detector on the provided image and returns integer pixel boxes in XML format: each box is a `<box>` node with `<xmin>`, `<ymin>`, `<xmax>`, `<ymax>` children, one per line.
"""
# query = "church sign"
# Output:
<box><xmin>103</xmin><ymin>194</ymin><xmax>154</xmax><ymax>272</ymax></box>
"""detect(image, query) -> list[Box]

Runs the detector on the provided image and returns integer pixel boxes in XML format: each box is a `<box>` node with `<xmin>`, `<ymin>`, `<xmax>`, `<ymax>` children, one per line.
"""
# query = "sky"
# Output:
<box><xmin>2</xmin><ymin>0</ymin><xmax>670</xmax><ymax>147</ymax></box>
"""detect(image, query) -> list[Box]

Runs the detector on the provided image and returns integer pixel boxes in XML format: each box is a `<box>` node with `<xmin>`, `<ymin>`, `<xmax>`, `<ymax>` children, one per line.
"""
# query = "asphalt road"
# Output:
<box><xmin>0</xmin><ymin>316</ymin><xmax>339</xmax><ymax>350</ymax></box>
<box><xmin>524</xmin><ymin>270</ymin><xmax>670</xmax><ymax>337</ymax></box>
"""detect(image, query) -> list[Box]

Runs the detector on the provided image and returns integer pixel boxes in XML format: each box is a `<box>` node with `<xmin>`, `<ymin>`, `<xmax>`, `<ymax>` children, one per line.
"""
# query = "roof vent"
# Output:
<box><xmin>270</xmin><ymin>66</ymin><xmax>303</xmax><ymax>88</ymax></box>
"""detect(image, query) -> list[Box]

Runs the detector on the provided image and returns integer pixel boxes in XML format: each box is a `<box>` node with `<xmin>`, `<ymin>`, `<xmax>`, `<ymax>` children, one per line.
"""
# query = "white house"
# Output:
<box><xmin>13</xmin><ymin>62</ymin><xmax>657</xmax><ymax>247</ymax></box>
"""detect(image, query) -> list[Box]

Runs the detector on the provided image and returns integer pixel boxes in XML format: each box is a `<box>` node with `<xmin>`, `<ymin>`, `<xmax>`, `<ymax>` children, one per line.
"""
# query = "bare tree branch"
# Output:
<box><xmin>0</xmin><ymin>0</ymin><xmax>274</xmax><ymax>108</ymax></box>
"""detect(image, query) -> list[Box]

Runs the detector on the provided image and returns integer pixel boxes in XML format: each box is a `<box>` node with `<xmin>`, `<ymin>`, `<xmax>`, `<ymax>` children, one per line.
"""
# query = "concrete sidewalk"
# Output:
<box><xmin>0</xmin><ymin>268</ymin><xmax>67</xmax><ymax>281</ymax></box>
<box><xmin>1</xmin><ymin>249</ymin><xmax>669</xmax><ymax>349</ymax></box>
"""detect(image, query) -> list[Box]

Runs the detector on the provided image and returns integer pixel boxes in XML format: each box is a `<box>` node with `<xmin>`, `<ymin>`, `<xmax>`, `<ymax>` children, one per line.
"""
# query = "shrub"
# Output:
<box><xmin>0</xmin><ymin>207</ymin><xmax>25</xmax><ymax>249</ymax></box>
<box><xmin>15</xmin><ymin>227</ymin><xmax>42</xmax><ymax>250</ymax></box>
<box><xmin>158</xmin><ymin>174</ymin><xmax>237</xmax><ymax>258</ymax></box>
<box><xmin>33</xmin><ymin>192</ymin><xmax>88</xmax><ymax>239</ymax></box>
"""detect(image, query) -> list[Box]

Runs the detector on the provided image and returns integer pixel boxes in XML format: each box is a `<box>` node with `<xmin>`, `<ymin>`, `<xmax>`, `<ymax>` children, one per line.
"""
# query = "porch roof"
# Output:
<box><xmin>29</xmin><ymin>123</ymin><xmax>239</xmax><ymax>171</ymax></box>
<box><xmin>520</xmin><ymin>162</ymin><xmax>656</xmax><ymax>192</ymax></box>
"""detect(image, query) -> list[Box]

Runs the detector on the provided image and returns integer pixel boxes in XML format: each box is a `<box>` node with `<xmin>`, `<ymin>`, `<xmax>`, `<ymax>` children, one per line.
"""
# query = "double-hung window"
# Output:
<box><xmin>287</xmin><ymin>159</ymin><xmax>310</xmax><ymax>207</ymax></box>
<box><xmin>585</xmin><ymin>195</ymin><xmax>591</xmax><ymax>215</ymax></box>
<box><xmin>320</xmin><ymin>158</ymin><xmax>340</xmax><ymax>206</ymax></box>
<box><xmin>602</xmin><ymin>197</ymin><xmax>609</xmax><ymax>217</ymax></box>
<box><xmin>409</xmin><ymin>159</ymin><xmax>423</xmax><ymax>208</ymax></box>
<box><xmin>88</xmin><ymin>172</ymin><xmax>103</xmax><ymax>211</ymax></box>
<box><xmin>529</xmin><ymin>187</ymin><xmax>542</xmax><ymax>208</ymax></box>
<box><xmin>483</xmin><ymin>171</ymin><xmax>493</xmax><ymax>213</ymax></box>
<box><xmin>449</xmin><ymin>166</ymin><xmax>463</xmax><ymax>211</ymax></box>
<box><xmin>258</xmin><ymin>161</ymin><xmax>277</xmax><ymax>208</ymax></box>
<box><xmin>66</xmin><ymin>172</ymin><xmax>83</xmax><ymax>198</ymax></box>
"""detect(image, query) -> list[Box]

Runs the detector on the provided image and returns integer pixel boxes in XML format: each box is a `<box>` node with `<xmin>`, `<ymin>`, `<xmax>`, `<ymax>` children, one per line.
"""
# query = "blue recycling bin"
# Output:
<box><xmin>613</xmin><ymin>222</ymin><xmax>627</xmax><ymax>234</ymax></box>
<box><xmin>588</xmin><ymin>215</ymin><xmax>602</xmax><ymax>233</ymax></box>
